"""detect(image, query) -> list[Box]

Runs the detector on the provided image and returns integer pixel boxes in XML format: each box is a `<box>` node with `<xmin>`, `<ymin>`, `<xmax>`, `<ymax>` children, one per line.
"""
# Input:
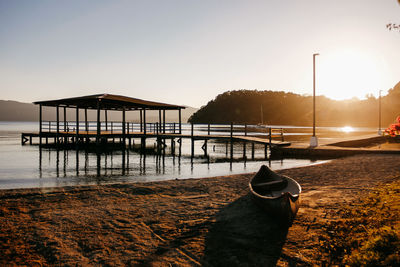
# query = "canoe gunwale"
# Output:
<box><xmin>249</xmin><ymin>175</ymin><xmax>302</xmax><ymax>201</ymax></box>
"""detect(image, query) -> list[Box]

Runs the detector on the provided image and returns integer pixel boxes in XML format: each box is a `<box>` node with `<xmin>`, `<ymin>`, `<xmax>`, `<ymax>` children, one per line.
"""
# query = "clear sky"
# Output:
<box><xmin>0</xmin><ymin>0</ymin><xmax>399</xmax><ymax>108</ymax></box>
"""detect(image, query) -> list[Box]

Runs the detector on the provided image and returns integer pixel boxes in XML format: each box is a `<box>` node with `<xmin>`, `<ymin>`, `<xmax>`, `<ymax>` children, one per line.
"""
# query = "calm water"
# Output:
<box><xmin>0</xmin><ymin>121</ymin><xmax>375</xmax><ymax>190</ymax></box>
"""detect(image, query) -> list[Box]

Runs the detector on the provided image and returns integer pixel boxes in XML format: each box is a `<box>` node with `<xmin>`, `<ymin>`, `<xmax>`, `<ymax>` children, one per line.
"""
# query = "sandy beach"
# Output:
<box><xmin>1</xmin><ymin>153</ymin><xmax>400</xmax><ymax>266</ymax></box>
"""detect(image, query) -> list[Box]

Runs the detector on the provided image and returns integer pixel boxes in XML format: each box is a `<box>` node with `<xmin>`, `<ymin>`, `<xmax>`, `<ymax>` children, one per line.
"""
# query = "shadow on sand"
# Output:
<box><xmin>201</xmin><ymin>193</ymin><xmax>289</xmax><ymax>266</ymax></box>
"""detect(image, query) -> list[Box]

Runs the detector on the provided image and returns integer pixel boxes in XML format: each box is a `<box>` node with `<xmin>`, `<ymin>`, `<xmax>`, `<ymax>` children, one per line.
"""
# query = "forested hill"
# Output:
<box><xmin>188</xmin><ymin>82</ymin><xmax>400</xmax><ymax>127</ymax></box>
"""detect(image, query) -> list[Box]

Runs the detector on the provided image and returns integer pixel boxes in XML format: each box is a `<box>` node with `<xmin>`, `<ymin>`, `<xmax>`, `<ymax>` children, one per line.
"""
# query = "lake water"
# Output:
<box><xmin>0</xmin><ymin>122</ymin><xmax>375</xmax><ymax>190</ymax></box>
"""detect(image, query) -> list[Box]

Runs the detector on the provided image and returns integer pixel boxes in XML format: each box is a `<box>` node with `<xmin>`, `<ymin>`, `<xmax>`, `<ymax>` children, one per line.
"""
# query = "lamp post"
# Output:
<box><xmin>378</xmin><ymin>90</ymin><xmax>382</xmax><ymax>135</ymax></box>
<box><xmin>310</xmin><ymin>53</ymin><xmax>319</xmax><ymax>147</ymax></box>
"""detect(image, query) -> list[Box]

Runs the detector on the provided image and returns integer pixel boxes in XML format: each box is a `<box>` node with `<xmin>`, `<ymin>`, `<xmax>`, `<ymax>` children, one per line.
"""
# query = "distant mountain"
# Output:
<box><xmin>189</xmin><ymin>82</ymin><xmax>400</xmax><ymax>127</ymax></box>
<box><xmin>0</xmin><ymin>100</ymin><xmax>198</xmax><ymax>123</ymax></box>
<box><xmin>0</xmin><ymin>100</ymin><xmax>38</xmax><ymax>121</ymax></box>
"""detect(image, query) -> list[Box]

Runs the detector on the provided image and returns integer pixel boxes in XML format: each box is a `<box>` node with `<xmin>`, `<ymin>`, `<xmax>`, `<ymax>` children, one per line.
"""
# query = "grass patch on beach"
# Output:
<box><xmin>319</xmin><ymin>180</ymin><xmax>400</xmax><ymax>266</ymax></box>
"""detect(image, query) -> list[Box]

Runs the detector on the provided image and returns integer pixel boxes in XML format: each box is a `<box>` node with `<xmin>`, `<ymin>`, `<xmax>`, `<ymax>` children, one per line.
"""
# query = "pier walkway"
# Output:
<box><xmin>21</xmin><ymin>123</ymin><xmax>290</xmax><ymax>159</ymax></box>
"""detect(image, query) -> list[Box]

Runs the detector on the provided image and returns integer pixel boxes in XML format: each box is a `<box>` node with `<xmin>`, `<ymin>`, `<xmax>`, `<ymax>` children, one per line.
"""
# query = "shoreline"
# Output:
<box><xmin>0</xmin><ymin>158</ymin><xmax>331</xmax><ymax>192</ymax></box>
<box><xmin>1</xmin><ymin>154</ymin><xmax>400</xmax><ymax>265</ymax></box>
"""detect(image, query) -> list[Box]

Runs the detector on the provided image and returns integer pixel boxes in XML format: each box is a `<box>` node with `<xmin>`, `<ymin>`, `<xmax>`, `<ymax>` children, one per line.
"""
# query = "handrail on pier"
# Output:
<box><xmin>39</xmin><ymin>121</ymin><xmax>285</xmax><ymax>142</ymax></box>
<box><xmin>40</xmin><ymin>121</ymin><xmax>181</xmax><ymax>134</ymax></box>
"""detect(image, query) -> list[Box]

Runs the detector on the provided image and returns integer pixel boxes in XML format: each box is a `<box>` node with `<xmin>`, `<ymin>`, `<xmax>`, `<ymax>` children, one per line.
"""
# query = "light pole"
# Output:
<box><xmin>378</xmin><ymin>90</ymin><xmax>382</xmax><ymax>135</ymax></box>
<box><xmin>310</xmin><ymin>53</ymin><xmax>319</xmax><ymax>147</ymax></box>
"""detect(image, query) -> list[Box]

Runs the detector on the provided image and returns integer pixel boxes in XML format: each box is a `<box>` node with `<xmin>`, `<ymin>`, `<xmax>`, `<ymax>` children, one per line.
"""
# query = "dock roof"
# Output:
<box><xmin>34</xmin><ymin>94</ymin><xmax>185</xmax><ymax>111</ymax></box>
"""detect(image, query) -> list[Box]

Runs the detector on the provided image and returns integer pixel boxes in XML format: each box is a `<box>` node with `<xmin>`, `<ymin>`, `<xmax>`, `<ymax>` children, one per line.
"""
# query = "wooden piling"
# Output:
<box><xmin>56</xmin><ymin>105</ymin><xmax>59</xmax><ymax>145</ymax></box>
<box><xmin>230</xmin><ymin>122</ymin><xmax>233</xmax><ymax>158</ymax></box>
<box><xmin>163</xmin><ymin>110</ymin><xmax>166</xmax><ymax>134</ymax></box>
<box><xmin>63</xmin><ymin>106</ymin><xmax>67</xmax><ymax>144</ymax></box>
<box><xmin>39</xmin><ymin>104</ymin><xmax>42</xmax><ymax>146</ymax></box>
<box><xmin>122</xmin><ymin>107</ymin><xmax>126</xmax><ymax>147</ymax></box>
<box><xmin>179</xmin><ymin>109</ymin><xmax>182</xmax><ymax>134</ymax></box>
<box><xmin>191</xmin><ymin>123</ymin><xmax>194</xmax><ymax>158</ymax></box>
<box><xmin>96</xmin><ymin>100</ymin><xmax>101</xmax><ymax>146</ymax></box>
<box><xmin>140</xmin><ymin>109</ymin><xmax>143</xmax><ymax>132</ymax></box>
<box><xmin>269</xmin><ymin>127</ymin><xmax>272</xmax><ymax>147</ymax></box>
<box><xmin>76</xmin><ymin>106</ymin><xmax>79</xmax><ymax>145</ymax></box>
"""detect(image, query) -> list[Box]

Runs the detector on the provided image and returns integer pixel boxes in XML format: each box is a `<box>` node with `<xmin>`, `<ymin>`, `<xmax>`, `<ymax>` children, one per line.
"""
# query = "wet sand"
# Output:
<box><xmin>1</xmin><ymin>153</ymin><xmax>400</xmax><ymax>266</ymax></box>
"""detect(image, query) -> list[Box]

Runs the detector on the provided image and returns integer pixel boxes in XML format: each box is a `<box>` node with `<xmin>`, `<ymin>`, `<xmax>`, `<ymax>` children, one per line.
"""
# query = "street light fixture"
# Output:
<box><xmin>310</xmin><ymin>53</ymin><xmax>319</xmax><ymax>147</ymax></box>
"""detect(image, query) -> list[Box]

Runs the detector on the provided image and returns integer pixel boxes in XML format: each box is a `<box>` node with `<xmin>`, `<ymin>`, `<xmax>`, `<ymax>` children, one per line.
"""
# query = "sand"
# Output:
<box><xmin>1</xmin><ymin>154</ymin><xmax>400</xmax><ymax>266</ymax></box>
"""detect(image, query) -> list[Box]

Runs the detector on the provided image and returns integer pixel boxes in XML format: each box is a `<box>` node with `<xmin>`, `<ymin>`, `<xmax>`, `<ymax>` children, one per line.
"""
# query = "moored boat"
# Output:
<box><xmin>249</xmin><ymin>165</ymin><xmax>301</xmax><ymax>225</ymax></box>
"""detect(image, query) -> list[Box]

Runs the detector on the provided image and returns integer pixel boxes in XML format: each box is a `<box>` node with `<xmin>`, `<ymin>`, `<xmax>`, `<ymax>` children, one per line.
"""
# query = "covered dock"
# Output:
<box><xmin>22</xmin><ymin>93</ymin><xmax>185</xmax><ymax>149</ymax></box>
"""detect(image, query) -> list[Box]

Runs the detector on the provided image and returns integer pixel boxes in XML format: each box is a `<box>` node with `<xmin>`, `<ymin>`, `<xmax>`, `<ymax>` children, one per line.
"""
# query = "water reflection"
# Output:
<box><xmin>37</xmin><ymin>143</ymin><xmax>284</xmax><ymax>183</ymax></box>
<box><xmin>1</xmin><ymin>137</ymin><xmax>327</xmax><ymax>189</ymax></box>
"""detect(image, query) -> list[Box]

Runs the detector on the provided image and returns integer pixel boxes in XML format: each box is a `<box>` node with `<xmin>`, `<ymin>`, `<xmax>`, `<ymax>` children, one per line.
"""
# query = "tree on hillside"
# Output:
<box><xmin>188</xmin><ymin>84</ymin><xmax>400</xmax><ymax>127</ymax></box>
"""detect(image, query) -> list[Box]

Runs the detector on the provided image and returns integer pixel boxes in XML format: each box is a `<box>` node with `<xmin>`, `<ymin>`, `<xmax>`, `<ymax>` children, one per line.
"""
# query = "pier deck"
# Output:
<box><xmin>21</xmin><ymin>131</ymin><xmax>290</xmax><ymax>146</ymax></box>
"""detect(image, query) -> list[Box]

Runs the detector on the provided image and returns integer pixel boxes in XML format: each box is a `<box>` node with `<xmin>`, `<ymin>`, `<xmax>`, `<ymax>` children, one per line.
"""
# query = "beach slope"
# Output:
<box><xmin>1</xmin><ymin>154</ymin><xmax>399</xmax><ymax>266</ymax></box>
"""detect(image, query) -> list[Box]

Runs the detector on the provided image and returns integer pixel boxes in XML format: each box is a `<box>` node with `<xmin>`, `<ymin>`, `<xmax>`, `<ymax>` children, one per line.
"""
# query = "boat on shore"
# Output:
<box><xmin>249</xmin><ymin>165</ymin><xmax>301</xmax><ymax>225</ymax></box>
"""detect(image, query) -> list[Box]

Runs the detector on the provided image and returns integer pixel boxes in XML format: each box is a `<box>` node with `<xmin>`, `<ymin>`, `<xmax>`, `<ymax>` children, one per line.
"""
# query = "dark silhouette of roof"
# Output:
<box><xmin>34</xmin><ymin>94</ymin><xmax>185</xmax><ymax>111</ymax></box>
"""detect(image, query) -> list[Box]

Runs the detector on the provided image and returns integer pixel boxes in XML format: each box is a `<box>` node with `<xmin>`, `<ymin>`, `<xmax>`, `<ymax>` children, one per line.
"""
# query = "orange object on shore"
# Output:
<box><xmin>384</xmin><ymin>116</ymin><xmax>400</xmax><ymax>137</ymax></box>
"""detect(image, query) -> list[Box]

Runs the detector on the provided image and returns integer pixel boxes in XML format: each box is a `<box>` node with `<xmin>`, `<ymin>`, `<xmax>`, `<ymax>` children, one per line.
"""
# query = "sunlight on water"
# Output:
<box><xmin>340</xmin><ymin>126</ymin><xmax>354</xmax><ymax>133</ymax></box>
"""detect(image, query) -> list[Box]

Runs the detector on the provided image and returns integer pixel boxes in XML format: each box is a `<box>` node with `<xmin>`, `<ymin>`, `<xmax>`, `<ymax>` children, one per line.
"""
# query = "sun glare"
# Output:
<box><xmin>318</xmin><ymin>50</ymin><xmax>383</xmax><ymax>100</ymax></box>
<box><xmin>341</xmin><ymin>126</ymin><xmax>354</xmax><ymax>133</ymax></box>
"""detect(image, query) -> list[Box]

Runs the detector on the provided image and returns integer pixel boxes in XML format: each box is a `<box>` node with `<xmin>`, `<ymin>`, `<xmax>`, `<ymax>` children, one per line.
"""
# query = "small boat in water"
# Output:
<box><xmin>249</xmin><ymin>165</ymin><xmax>301</xmax><ymax>225</ymax></box>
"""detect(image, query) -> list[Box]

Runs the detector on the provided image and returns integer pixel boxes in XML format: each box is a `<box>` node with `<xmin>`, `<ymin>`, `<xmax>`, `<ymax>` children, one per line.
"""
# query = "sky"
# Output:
<box><xmin>0</xmin><ymin>0</ymin><xmax>399</xmax><ymax>108</ymax></box>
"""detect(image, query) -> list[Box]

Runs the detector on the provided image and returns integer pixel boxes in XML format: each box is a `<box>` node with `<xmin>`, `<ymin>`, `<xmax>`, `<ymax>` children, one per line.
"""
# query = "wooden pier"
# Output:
<box><xmin>23</xmin><ymin>94</ymin><xmax>289</xmax><ymax>159</ymax></box>
<box><xmin>22</xmin><ymin>122</ymin><xmax>290</xmax><ymax>159</ymax></box>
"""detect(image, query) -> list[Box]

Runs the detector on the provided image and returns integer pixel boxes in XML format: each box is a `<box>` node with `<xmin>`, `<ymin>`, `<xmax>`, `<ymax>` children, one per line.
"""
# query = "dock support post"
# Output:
<box><xmin>122</xmin><ymin>107</ymin><xmax>126</xmax><ymax>147</ymax></box>
<box><xmin>141</xmin><ymin>109</ymin><xmax>147</xmax><ymax>151</ymax></box>
<box><xmin>230</xmin><ymin>122</ymin><xmax>234</xmax><ymax>159</ymax></box>
<box><xmin>265</xmin><ymin>144</ymin><xmax>268</xmax><ymax>159</ymax></box>
<box><xmin>140</xmin><ymin>109</ymin><xmax>143</xmax><ymax>132</ymax></box>
<box><xmin>191</xmin><ymin>123</ymin><xmax>194</xmax><ymax>158</ymax></box>
<box><xmin>171</xmin><ymin>138</ymin><xmax>175</xmax><ymax>155</ymax></box>
<box><xmin>105</xmin><ymin>110</ymin><xmax>108</xmax><ymax>131</ymax></box>
<box><xmin>96</xmin><ymin>100</ymin><xmax>101</xmax><ymax>146</ymax></box>
<box><xmin>159</xmin><ymin>110</ymin><xmax>162</xmax><ymax>133</ymax></box>
<box><xmin>251</xmin><ymin>142</ymin><xmax>255</xmax><ymax>160</ymax></box>
<box><xmin>178</xmin><ymin>138</ymin><xmax>182</xmax><ymax>157</ymax></box>
<box><xmin>202</xmin><ymin>140</ymin><xmax>208</xmax><ymax>157</ymax></box>
<box><xmin>269</xmin><ymin>127</ymin><xmax>272</xmax><ymax>147</ymax></box>
<box><xmin>143</xmin><ymin>109</ymin><xmax>146</xmax><ymax>135</ymax></box>
<box><xmin>56</xmin><ymin>105</ymin><xmax>60</xmax><ymax>145</ymax></box>
<box><xmin>63</xmin><ymin>106</ymin><xmax>67</xmax><ymax>144</ymax></box>
<box><xmin>243</xmin><ymin>142</ymin><xmax>246</xmax><ymax>159</ymax></box>
<box><xmin>85</xmin><ymin>108</ymin><xmax>88</xmax><ymax>132</ymax></box>
<box><xmin>244</xmin><ymin>124</ymin><xmax>247</xmax><ymax>136</ymax></box>
<box><xmin>76</xmin><ymin>106</ymin><xmax>79</xmax><ymax>146</ymax></box>
<box><xmin>85</xmin><ymin>108</ymin><xmax>89</xmax><ymax>143</ymax></box>
<box><xmin>39</xmin><ymin>104</ymin><xmax>42</xmax><ymax>146</ymax></box>
<box><xmin>163</xmin><ymin>110</ymin><xmax>166</xmax><ymax>133</ymax></box>
<box><xmin>179</xmin><ymin>109</ymin><xmax>182</xmax><ymax>134</ymax></box>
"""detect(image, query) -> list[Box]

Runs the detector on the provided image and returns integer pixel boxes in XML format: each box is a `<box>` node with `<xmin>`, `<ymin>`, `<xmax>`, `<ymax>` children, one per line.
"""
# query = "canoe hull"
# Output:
<box><xmin>249</xmin><ymin>166</ymin><xmax>301</xmax><ymax>225</ymax></box>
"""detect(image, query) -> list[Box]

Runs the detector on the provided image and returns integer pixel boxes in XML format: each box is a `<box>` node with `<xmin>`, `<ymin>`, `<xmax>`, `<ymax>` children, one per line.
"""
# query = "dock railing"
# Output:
<box><xmin>40</xmin><ymin>121</ymin><xmax>182</xmax><ymax>135</ymax></box>
<box><xmin>40</xmin><ymin>121</ymin><xmax>284</xmax><ymax>141</ymax></box>
<box><xmin>187</xmin><ymin>123</ymin><xmax>285</xmax><ymax>142</ymax></box>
